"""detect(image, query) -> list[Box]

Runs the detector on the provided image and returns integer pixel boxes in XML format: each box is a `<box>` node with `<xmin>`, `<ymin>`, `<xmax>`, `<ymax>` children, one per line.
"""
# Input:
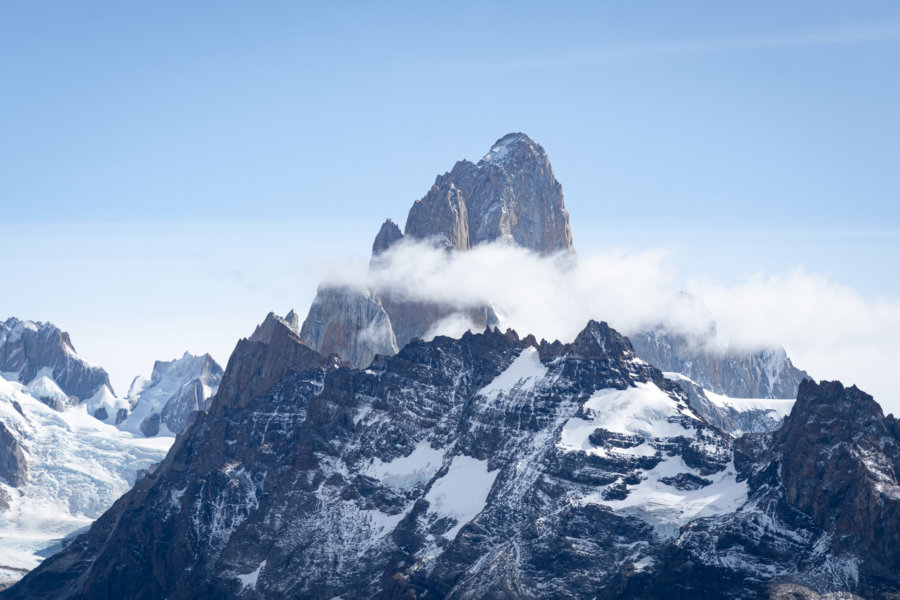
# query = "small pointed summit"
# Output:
<box><xmin>571</xmin><ymin>320</ymin><xmax>635</xmax><ymax>360</ymax></box>
<box><xmin>372</xmin><ymin>218</ymin><xmax>404</xmax><ymax>256</ymax></box>
<box><xmin>249</xmin><ymin>311</ymin><xmax>301</xmax><ymax>344</ymax></box>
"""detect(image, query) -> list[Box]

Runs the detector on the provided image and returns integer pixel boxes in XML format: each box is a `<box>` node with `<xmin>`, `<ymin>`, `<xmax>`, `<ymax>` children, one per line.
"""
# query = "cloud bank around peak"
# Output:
<box><xmin>319</xmin><ymin>238</ymin><xmax>900</xmax><ymax>411</ymax></box>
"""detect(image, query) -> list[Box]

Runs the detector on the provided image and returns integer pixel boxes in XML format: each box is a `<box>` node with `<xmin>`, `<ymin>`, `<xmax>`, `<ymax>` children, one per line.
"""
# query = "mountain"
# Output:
<box><xmin>300</xmin><ymin>133</ymin><xmax>573</xmax><ymax>369</ymax></box>
<box><xmin>297</xmin><ymin>135</ymin><xmax>808</xmax><ymax>435</ymax></box>
<box><xmin>646</xmin><ymin>379</ymin><xmax>900</xmax><ymax>599</ymax></box>
<box><xmin>403</xmin><ymin>132</ymin><xmax>573</xmax><ymax>252</ymax></box>
<box><xmin>0</xmin><ymin>374</ymin><xmax>171</xmax><ymax>589</ymax></box>
<box><xmin>0</xmin><ymin>319</ymin><xmax>118</xmax><ymax>417</ymax></box>
<box><xmin>629</xmin><ymin>327</ymin><xmax>809</xmax><ymax>400</ymax></box>
<box><xmin>120</xmin><ymin>352</ymin><xmax>223</xmax><ymax>437</ymax></box>
<box><xmin>6</xmin><ymin>319</ymin><xmax>897</xmax><ymax>599</ymax></box>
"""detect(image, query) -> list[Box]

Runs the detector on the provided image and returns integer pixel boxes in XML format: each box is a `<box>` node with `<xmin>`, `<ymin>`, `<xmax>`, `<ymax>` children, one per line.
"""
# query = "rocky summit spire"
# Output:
<box><xmin>401</xmin><ymin>132</ymin><xmax>573</xmax><ymax>254</ymax></box>
<box><xmin>371</xmin><ymin>218</ymin><xmax>404</xmax><ymax>256</ymax></box>
<box><xmin>302</xmin><ymin>133</ymin><xmax>574</xmax><ymax>369</ymax></box>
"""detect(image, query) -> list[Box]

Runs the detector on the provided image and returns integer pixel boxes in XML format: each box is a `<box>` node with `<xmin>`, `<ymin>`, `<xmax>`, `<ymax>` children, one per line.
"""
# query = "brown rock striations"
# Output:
<box><xmin>412</xmin><ymin>132</ymin><xmax>573</xmax><ymax>252</ymax></box>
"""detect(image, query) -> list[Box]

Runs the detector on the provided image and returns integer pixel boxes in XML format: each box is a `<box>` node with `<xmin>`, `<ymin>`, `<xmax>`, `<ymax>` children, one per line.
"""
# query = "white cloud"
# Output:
<box><xmin>323</xmin><ymin>239</ymin><xmax>900</xmax><ymax>413</ymax></box>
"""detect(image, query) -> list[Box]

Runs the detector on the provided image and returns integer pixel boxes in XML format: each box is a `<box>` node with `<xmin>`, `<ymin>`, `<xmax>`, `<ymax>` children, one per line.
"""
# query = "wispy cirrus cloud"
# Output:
<box><xmin>442</xmin><ymin>23</ymin><xmax>900</xmax><ymax>72</ymax></box>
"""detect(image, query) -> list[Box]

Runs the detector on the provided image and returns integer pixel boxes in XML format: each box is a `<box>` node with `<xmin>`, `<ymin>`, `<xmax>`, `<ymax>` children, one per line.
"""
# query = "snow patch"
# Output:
<box><xmin>558</xmin><ymin>382</ymin><xmax>695</xmax><ymax>457</ymax></box>
<box><xmin>364</xmin><ymin>441</ymin><xmax>444</xmax><ymax>489</ymax></box>
<box><xmin>584</xmin><ymin>457</ymin><xmax>749</xmax><ymax>536</ymax></box>
<box><xmin>425</xmin><ymin>454</ymin><xmax>499</xmax><ymax>540</ymax></box>
<box><xmin>478</xmin><ymin>347</ymin><xmax>547</xmax><ymax>403</ymax></box>
<box><xmin>237</xmin><ymin>560</ymin><xmax>266</xmax><ymax>591</ymax></box>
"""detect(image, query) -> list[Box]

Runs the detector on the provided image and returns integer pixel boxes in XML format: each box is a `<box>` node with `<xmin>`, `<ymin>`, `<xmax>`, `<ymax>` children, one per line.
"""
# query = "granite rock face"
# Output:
<box><xmin>0</xmin><ymin>318</ymin><xmax>114</xmax><ymax>403</ymax></box>
<box><xmin>300</xmin><ymin>289</ymin><xmax>398</xmax><ymax>369</ymax></box>
<box><xmin>405</xmin><ymin>132</ymin><xmax>573</xmax><ymax>253</ymax></box>
<box><xmin>371</xmin><ymin>219</ymin><xmax>404</xmax><ymax>256</ymax></box>
<box><xmin>6</xmin><ymin>321</ymin><xmax>897</xmax><ymax>599</ymax></box>
<box><xmin>0</xmin><ymin>421</ymin><xmax>26</xmax><ymax>488</ymax></box>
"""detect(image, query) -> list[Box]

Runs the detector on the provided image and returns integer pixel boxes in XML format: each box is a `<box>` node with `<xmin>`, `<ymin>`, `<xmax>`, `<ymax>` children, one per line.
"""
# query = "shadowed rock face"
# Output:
<box><xmin>776</xmin><ymin>380</ymin><xmax>900</xmax><ymax>575</ymax></box>
<box><xmin>0</xmin><ymin>318</ymin><xmax>113</xmax><ymax>402</ymax></box>
<box><xmin>7</xmin><ymin>319</ymin><xmax>898</xmax><ymax>599</ymax></box>
<box><xmin>372</xmin><ymin>219</ymin><xmax>404</xmax><ymax>256</ymax></box>
<box><xmin>0</xmin><ymin>421</ymin><xmax>26</xmax><ymax>488</ymax></box>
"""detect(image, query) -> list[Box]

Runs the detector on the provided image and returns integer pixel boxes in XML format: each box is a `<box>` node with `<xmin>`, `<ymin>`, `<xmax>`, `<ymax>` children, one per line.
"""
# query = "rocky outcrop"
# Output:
<box><xmin>121</xmin><ymin>352</ymin><xmax>224</xmax><ymax>437</ymax></box>
<box><xmin>0</xmin><ymin>421</ymin><xmax>26</xmax><ymax>488</ymax></box>
<box><xmin>629</xmin><ymin>327</ymin><xmax>809</xmax><ymax>399</ymax></box>
<box><xmin>371</xmin><ymin>219</ymin><xmax>404</xmax><ymax>256</ymax></box>
<box><xmin>249</xmin><ymin>310</ymin><xmax>300</xmax><ymax>344</ymax></box>
<box><xmin>300</xmin><ymin>288</ymin><xmax>398</xmax><ymax>369</ymax></box>
<box><xmin>775</xmin><ymin>380</ymin><xmax>900</xmax><ymax>576</ymax></box>
<box><xmin>0</xmin><ymin>318</ymin><xmax>113</xmax><ymax>403</ymax></box>
<box><xmin>639</xmin><ymin>379</ymin><xmax>900</xmax><ymax>599</ymax></box>
<box><xmin>7</xmin><ymin>320</ymin><xmax>899</xmax><ymax>598</ymax></box>
<box><xmin>405</xmin><ymin>183</ymin><xmax>470</xmax><ymax>250</ymax></box>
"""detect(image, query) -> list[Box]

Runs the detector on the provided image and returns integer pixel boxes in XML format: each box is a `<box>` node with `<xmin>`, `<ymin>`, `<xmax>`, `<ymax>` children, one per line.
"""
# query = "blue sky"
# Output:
<box><xmin>2</xmin><ymin>2</ymin><xmax>900</xmax><ymax>403</ymax></box>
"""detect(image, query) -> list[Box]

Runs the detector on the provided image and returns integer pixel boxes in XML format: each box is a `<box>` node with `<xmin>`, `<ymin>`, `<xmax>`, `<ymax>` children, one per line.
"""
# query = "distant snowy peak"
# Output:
<box><xmin>0</xmin><ymin>317</ymin><xmax>113</xmax><ymax>404</ymax></box>
<box><xmin>120</xmin><ymin>351</ymin><xmax>223</xmax><ymax>437</ymax></box>
<box><xmin>629</xmin><ymin>326</ymin><xmax>809</xmax><ymax>400</ymax></box>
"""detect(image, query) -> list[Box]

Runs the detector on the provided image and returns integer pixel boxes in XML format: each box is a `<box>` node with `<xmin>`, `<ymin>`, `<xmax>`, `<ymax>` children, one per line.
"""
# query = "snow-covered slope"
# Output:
<box><xmin>0</xmin><ymin>375</ymin><xmax>171</xmax><ymax>588</ymax></box>
<box><xmin>666</xmin><ymin>371</ymin><xmax>795</xmax><ymax>435</ymax></box>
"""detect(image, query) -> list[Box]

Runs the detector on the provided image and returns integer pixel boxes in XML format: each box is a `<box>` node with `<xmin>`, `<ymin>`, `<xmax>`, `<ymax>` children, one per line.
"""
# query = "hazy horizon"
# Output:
<box><xmin>3</xmin><ymin>2</ymin><xmax>899</xmax><ymax>410</ymax></box>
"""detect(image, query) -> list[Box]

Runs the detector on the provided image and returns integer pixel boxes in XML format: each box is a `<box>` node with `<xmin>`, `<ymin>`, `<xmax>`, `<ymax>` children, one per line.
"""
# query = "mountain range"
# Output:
<box><xmin>2</xmin><ymin>133</ymin><xmax>896</xmax><ymax>599</ymax></box>
<box><xmin>0</xmin><ymin>318</ymin><xmax>222</xmax><ymax>587</ymax></box>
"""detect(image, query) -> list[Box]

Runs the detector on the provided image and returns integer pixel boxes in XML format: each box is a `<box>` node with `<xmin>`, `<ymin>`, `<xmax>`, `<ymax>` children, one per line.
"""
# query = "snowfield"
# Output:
<box><xmin>0</xmin><ymin>375</ymin><xmax>172</xmax><ymax>587</ymax></box>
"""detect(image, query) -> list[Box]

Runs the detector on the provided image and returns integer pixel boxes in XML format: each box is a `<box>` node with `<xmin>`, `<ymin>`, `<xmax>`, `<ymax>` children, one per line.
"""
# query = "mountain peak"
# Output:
<box><xmin>372</xmin><ymin>218</ymin><xmax>404</xmax><ymax>256</ymax></box>
<box><xmin>400</xmin><ymin>132</ymin><xmax>572</xmax><ymax>253</ymax></box>
<box><xmin>0</xmin><ymin>317</ymin><xmax>113</xmax><ymax>401</ymax></box>
<box><xmin>249</xmin><ymin>311</ymin><xmax>302</xmax><ymax>345</ymax></box>
<box><xmin>570</xmin><ymin>319</ymin><xmax>636</xmax><ymax>360</ymax></box>
<box><xmin>479</xmin><ymin>132</ymin><xmax>543</xmax><ymax>165</ymax></box>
